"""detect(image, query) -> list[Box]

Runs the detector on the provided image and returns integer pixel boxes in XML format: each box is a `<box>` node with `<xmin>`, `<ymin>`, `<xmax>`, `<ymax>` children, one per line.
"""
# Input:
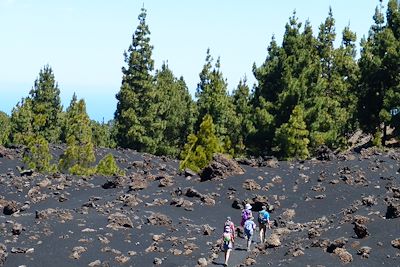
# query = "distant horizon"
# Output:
<box><xmin>0</xmin><ymin>0</ymin><xmax>388</xmax><ymax>121</ymax></box>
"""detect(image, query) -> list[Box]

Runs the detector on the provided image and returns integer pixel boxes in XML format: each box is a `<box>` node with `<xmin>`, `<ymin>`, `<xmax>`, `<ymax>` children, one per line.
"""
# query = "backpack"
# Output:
<box><xmin>244</xmin><ymin>220</ymin><xmax>254</xmax><ymax>233</ymax></box>
<box><xmin>223</xmin><ymin>232</ymin><xmax>231</xmax><ymax>245</ymax></box>
<box><xmin>241</xmin><ymin>209</ymin><xmax>250</xmax><ymax>221</ymax></box>
<box><xmin>258</xmin><ymin>211</ymin><xmax>268</xmax><ymax>224</ymax></box>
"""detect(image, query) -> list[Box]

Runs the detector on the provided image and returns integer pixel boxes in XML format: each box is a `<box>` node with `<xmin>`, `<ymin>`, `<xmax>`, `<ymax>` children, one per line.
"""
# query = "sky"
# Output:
<box><xmin>0</xmin><ymin>0</ymin><xmax>389</xmax><ymax>122</ymax></box>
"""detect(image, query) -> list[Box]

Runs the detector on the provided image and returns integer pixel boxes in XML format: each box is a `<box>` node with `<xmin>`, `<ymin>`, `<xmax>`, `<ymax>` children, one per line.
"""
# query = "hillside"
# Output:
<box><xmin>0</xmin><ymin>146</ymin><xmax>399</xmax><ymax>266</ymax></box>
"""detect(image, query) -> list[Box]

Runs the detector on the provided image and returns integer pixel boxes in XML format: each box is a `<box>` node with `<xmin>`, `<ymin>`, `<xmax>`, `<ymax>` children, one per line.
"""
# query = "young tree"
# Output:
<box><xmin>9</xmin><ymin>98</ymin><xmax>34</xmax><ymax>145</ymax></box>
<box><xmin>0</xmin><ymin>111</ymin><xmax>11</xmax><ymax>146</ymax></box>
<box><xmin>358</xmin><ymin>0</ymin><xmax>400</xmax><ymax>143</ymax></box>
<box><xmin>29</xmin><ymin>65</ymin><xmax>62</xmax><ymax>143</ymax></box>
<box><xmin>231</xmin><ymin>78</ymin><xmax>255</xmax><ymax>156</ymax></box>
<box><xmin>180</xmin><ymin>114</ymin><xmax>223</xmax><ymax>173</ymax></box>
<box><xmin>114</xmin><ymin>7</ymin><xmax>161</xmax><ymax>153</ymax></box>
<box><xmin>59</xmin><ymin>94</ymin><xmax>95</xmax><ymax>175</ymax></box>
<box><xmin>195</xmin><ymin>49</ymin><xmax>237</xmax><ymax>153</ymax></box>
<box><xmin>274</xmin><ymin>105</ymin><xmax>310</xmax><ymax>160</ymax></box>
<box><xmin>154</xmin><ymin>63</ymin><xmax>196</xmax><ymax>157</ymax></box>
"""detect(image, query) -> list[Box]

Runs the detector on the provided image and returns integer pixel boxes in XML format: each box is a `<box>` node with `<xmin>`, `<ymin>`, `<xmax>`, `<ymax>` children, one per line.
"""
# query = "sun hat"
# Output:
<box><xmin>226</xmin><ymin>216</ymin><xmax>231</xmax><ymax>221</ymax></box>
<box><xmin>245</xmin><ymin>203</ymin><xmax>252</xmax><ymax>210</ymax></box>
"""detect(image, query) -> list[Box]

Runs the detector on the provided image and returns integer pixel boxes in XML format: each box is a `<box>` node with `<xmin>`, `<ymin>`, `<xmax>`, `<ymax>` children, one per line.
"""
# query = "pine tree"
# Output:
<box><xmin>91</xmin><ymin>120</ymin><xmax>116</xmax><ymax>148</ymax></box>
<box><xmin>10</xmin><ymin>98</ymin><xmax>34</xmax><ymax>145</ymax></box>
<box><xmin>195</xmin><ymin>49</ymin><xmax>237</xmax><ymax>153</ymax></box>
<box><xmin>180</xmin><ymin>114</ymin><xmax>223</xmax><ymax>173</ymax></box>
<box><xmin>96</xmin><ymin>153</ymin><xmax>125</xmax><ymax>176</ymax></box>
<box><xmin>154</xmin><ymin>63</ymin><xmax>196</xmax><ymax>157</ymax></box>
<box><xmin>358</xmin><ymin>0</ymin><xmax>400</xmax><ymax>143</ymax></box>
<box><xmin>29</xmin><ymin>65</ymin><xmax>62</xmax><ymax>143</ymax></box>
<box><xmin>59</xmin><ymin>94</ymin><xmax>95</xmax><ymax>175</ymax></box>
<box><xmin>0</xmin><ymin>111</ymin><xmax>11</xmax><ymax>146</ymax></box>
<box><xmin>114</xmin><ymin>7</ymin><xmax>160</xmax><ymax>153</ymax></box>
<box><xmin>274</xmin><ymin>105</ymin><xmax>310</xmax><ymax>160</ymax></box>
<box><xmin>23</xmin><ymin>134</ymin><xmax>56</xmax><ymax>173</ymax></box>
<box><xmin>231</xmin><ymin>78</ymin><xmax>255</xmax><ymax>156</ymax></box>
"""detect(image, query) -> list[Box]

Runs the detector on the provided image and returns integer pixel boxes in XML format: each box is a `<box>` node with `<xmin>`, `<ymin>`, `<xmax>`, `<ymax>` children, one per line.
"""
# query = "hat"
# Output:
<box><xmin>226</xmin><ymin>216</ymin><xmax>231</xmax><ymax>221</ymax></box>
<box><xmin>245</xmin><ymin>203</ymin><xmax>252</xmax><ymax>210</ymax></box>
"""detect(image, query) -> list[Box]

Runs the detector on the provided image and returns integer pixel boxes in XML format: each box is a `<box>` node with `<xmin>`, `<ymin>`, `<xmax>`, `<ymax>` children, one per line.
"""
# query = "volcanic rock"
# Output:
<box><xmin>334</xmin><ymin>247</ymin><xmax>353</xmax><ymax>263</ymax></box>
<box><xmin>353</xmin><ymin>222</ymin><xmax>369</xmax><ymax>239</ymax></box>
<box><xmin>197</xmin><ymin>257</ymin><xmax>207</xmax><ymax>266</ymax></box>
<box><xmin>265</xmin><ymin>234</ymin><xmax>281</xmax><ymax>248</ymax></box>
<box><xmin>316</xmin><ymin>145</ymin><xmax>336</xmax><ymax>161</ymax></box>
<box><xmin>12</xmin><ymin>223</ymin><xmax>23</xmax><ymax>235</ymax></box>
<box><xmin>70</xmin><ymin>246</ymin><xmax>87</xmax><ymax>259</ymax></box>
<box><xmin>386</xmin><ymin>201</ymin><xmax>400</xmax><ymax>219</ymax></box>
<box><xmin>147</xmin><ymin>213</ymin><xmax>172</xmax><ymax>226</ymax></box>
<box><xmin>200</xmin><ymin>154</ymin><xmax>244</xmax><ymax>181</ymax></box>
<box><xmin>242</xmin><ymin>179</ymin><xmax>261</xmax><ymax>191</ymax></box>
<box><xmin>0</xmin><ymin>243</ymin><xmax>7</xmax><ymax>267</ymax></box>
<box><xmin>357</xmin><ymin>246</ymin><xmax>372</xmax><ymax>258</ymax></box>
<box><xmin>129</xmin><ymin>178</ymin><xmax>148</xmax><ymax>191</ymax></box>
<box><xmin>3</xmin><ymin>201</ymin><xmax>19</xmax><ymax>215</ymax></box>
<box><xmin>107</xmin><ymin>212</ymin><xmax>133</xmax><ymax>229</ymax></box>
<box><xmin>391</xmin><ymin>238</ymin><xmax>400</xmax><ymax>249</ymax></box>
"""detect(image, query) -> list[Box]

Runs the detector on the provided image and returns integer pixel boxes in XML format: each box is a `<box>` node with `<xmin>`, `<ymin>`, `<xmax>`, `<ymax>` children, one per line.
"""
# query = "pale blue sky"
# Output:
<box><xmin>0</xmin><ymin>0</ymin><xmax>388</xmax><ymax>121</ymax></box>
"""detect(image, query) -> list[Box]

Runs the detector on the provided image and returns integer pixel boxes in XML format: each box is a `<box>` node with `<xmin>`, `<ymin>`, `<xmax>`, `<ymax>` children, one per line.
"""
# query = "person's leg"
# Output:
<box><xmin>247</xmin><ymin>234</ymin><xmax>252</xmax><ymax>251</ymax></box>
<box><xmin>259</xmin><ymin>225</ymin><xmax>264</xmax><ymax>243</ymax></box>
<box><xmin>224</xmin><ymin>248</ymin><xmax>231</xmax><ymax>265</ymax></box>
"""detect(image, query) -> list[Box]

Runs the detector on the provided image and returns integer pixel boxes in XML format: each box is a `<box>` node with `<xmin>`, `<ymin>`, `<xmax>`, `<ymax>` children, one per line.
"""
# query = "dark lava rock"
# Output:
<box><xmin>12</xmin><ymin>223</ymin><xmax>23</xmax><ymax>235</ymax></box>
<box><xmin>200</xmin><ymin>153</ymin><xmax>244</xmax><ymax>181</ymax></box>
<box><xmin>316</xmin><ymin>145</ymin><xmax>336</xmax><ymax>161</ymax></box>
<box><xmin>334</xmin><ymin>247</ymin><xmax>353</xmax><ymax>263</ymax></box>
<box><xmin>0</xmin><ymin>243</ymin><xmax>7</xmax><ymax>267</ymax></box>
<box><xmin>202</xmin><ymin>224</ymin><xmax>214</xmax><ymax>235</ymax></box>
<box><xmin>386</xmin><ymin>201</ymin><xmax>400</xmax><ymax>219</ymax></box>
<box><xmin>129</xmin><ymin>178</ymin><xmax>148</xmax><ymax>191</ymax></box>
<box><xmin>242</xmin><ymin>179</ymin><xmax>261</xmax><ymax>191</ymax></box>
<box><xmin>185</xmin><ymin>188</ymin><xmax>202</xmax><ymax>198</ymax></box>
<box><xmin>147</xmin><ymin>213</ymin><xmax>172</xmax><ymax>226</ymax></box>
<box><xmin>392</xmin><ymin>238</ymin><xmax>400</xmax><ymax>249</ymax></box>
<box><xmin>107</xmin><ymin>212</ymin><xmax>133</xmax><ymax>229</ymax></box>
<box><xmin>357</xmin><ymin>246</ymin><xmax>372</xmax><ymax>258</ymax></box>
<box><xmin>3</xmin><ymin>201</ymin><xmax>19</xmax><ymax>215</ymax></box>
<box><xmin>353</xmin><ymin>222</ymin><xmax>369</xmax><ymax>239</ymax></box>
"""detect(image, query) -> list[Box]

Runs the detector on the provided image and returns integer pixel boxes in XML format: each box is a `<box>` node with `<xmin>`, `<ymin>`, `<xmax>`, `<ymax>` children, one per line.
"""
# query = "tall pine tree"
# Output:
<box><xmin>114</xmin><ymin>7</ymin><xmax>160</xmax><ymax>153</ymax></box>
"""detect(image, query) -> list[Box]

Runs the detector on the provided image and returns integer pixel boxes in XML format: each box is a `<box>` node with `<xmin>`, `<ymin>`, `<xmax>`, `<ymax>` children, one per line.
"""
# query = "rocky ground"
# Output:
<box><xmin>0</xmin><ymin>146</ymin><xmax>399</xmax><ymax>267</ymax></box>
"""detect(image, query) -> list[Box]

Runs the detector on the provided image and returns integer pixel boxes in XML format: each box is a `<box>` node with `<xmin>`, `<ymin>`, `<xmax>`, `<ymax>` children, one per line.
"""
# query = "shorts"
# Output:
<box><xmin>222</xmin><ymin>242</ymin><xmax>233</xmax><ymax>251</ymax></box>
<box><xmin>244</xmin><ymin>229</ymin><xmax>253</xmax><ymax>240</ymax></box>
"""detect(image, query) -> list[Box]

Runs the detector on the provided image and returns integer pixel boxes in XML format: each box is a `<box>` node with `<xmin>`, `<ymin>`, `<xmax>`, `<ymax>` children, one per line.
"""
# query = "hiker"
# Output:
<box><xmin>221</xmin><ymin>225</ymin><xmax>234</xmax><ymax>266</ymax></box>
<box><xmin>240</xmin><ymin>203</ymin><xmax>253</xmax><ymax>228</ymax></box>
<box><xmin>243</xmin><ymin>214</ymin><xmax>256</xmax><ymax>251</ymax></box>
<box><xmin>240</xmin><ymin>203</ymin><xmax>252</xmax><ymax>238</ymax></box>
<box><xmin>258</xmin><ymin>205</ymin><xmax>271</xmax><ymax>243</ymax></box>
<box><xmin>224</xmin><ymin>216</ymin><xmax>236</xmax><ymax>239</ymax></box>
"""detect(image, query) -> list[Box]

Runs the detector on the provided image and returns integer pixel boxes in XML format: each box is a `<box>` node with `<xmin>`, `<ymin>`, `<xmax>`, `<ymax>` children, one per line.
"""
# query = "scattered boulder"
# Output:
<box><xmin>200</xmin><ymin>154</ymin><xmax>244</xmax><ymax>181</ymax></box>
<box><xmin>3</xmin><ymin>201</ymin><xmax>19</xmax><ymax>215</ymax></box>
<box><xmin>118</xmin><ymin>194</ymin><xmax>142</xmax><ymax>207</ymax></box>
<box><xmin>316</xmin><ymin>145</ymin><xmax>336</xmax><ymax>161</ymax></box>
<box><xmin>392</xmin><ymin>238</ymin><xmax>400</xmax><ymax>249</ymax></box>
<box><xmin>334</xmin><ymin>247</ymin><xmax>353</xmax><ymax>263</ymax></box>
<box><xmin>147</xmin><ymin>213</ymin><xmax>172</xmax><ymax>227</ymax></box>
<box><xmin>70</xmin><ymin>246</ymin><xmax>87</xmax><ymax>259</ymax></box>
<box><xmin>159</xmin><ymin>176</ymin><xmax>174</xmax><ymax>187</ymax></box>
<box><xmin>357</xmin><ymin>246</ymin><xmax>372</xmax><ymax>258</ymax></box>
<box><xmin>129</xmin><ymin>178</ymin><xmax>148</xmax><ymax>191</ymax></box>
<box><xmin>265</xmin><ymin>234</ymin><xmax>281</xmax><ymax>248</ymax></box>
<box><xmin>185</xmin><ymin>188</ymin><xmax>202</xmax><ymax>198</ymax></box>
<box><xmin>11</xmin><ymin>223</ymin><xmax>23</xmax><ymax>235</ymax></box>
<box><xmin>202</xmin><ymin>224</ymin><xmax>214</xmax><ymax>235</ymax></box>
<box><xmin>242</xmin><ymin>179</ymin><xmax>261</xmax><ymax>191</ymax></box>
<box><xmin>353</xmin><ymin>222</ymin><xmax>369</xmax><ymax>239</ymax></box>
<box><xmin>107</xmin><ymin>212</ymin><xmax>133</xmax><ymax>229</ymax></box>
<box><xmin>386</xmin><ymin>201</ymin><xmax>400</xmax><ymax>219</ymax></box>
<box><xmin>244</xmin><ymin>256</ymin><xmax>257</xmax><ymax>265</ymax></box>
<box><xmin>0</xmin><ymin>243</ymin><xmax>7</xmax><ymax>266</ymax></box>
<box><xmin>197</xmin><ymin>257</ymin><xmax>207</xmax><ymax>266</ymax></box>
